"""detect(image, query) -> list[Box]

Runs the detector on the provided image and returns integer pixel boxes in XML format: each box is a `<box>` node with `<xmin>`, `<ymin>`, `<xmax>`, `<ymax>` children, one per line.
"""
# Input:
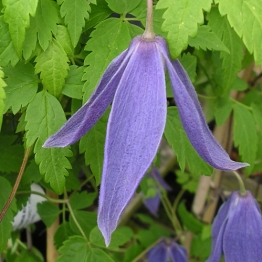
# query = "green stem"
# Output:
<box><xmin>143</xmin><ymin>0</ymin><xmax>155</xmax><ymax>39</ymax></box>
<box><xmin>233</xmin><ymin>171</ymin><xmax>246</xmax><ymax>195</ymax></box>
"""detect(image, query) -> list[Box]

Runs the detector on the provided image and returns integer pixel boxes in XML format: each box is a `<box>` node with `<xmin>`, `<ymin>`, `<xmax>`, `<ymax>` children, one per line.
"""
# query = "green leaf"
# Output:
<box><xmin>35</xmin><ymin>39</ymin><xmax>69</xmax><ymax>97</ymax></box>
<box><xmin>188</xmin><ymin>25</ymin><xmax>230</xmax><ymax>53</ymax></box>
<box><xmin>0</xmin><ymin>177</ymin><xmax>17</xmax><ymax>252</ymax></box>
<box><xmin>233</xmin><ymin>103</ymin><xmax>257</xmax><ymax>174</ymax></box>
<box><xmin>207</xmin><ymin>7</ymin><xmax>244</xmax><ymax>94</ymax></box>
<box><xmin>58</xmin><ymin>0</ymin><xmax>91</xmax><ymax>47</ymax></box>
<box><xmin>25</xmin><ymin>91</ymin><xmax>72</xmax><ymax>193</ymax></box>
<box><xmin>83</xmin><ymin>18</ymin><xmax>131</xmax><ymax>101</ymax></box>
<box><xmin>216</xmin><ymin>0</ymin><xmax>262</xmax><ymax>64</ymax></box>
<box><xmin>252</xmin><ymin>103</ymin><xmax>262</xmax><ymax>136</ymax></box>
<box><xmin>123</xmin><ymin>243</ymin><xmax>143</xmax><ymax>262</ymax></box>
<box><xmin>164</xmin><ymin>107</ymin><xmax>212</xmax><ymax>176</ymax></box>
<box><xmin>55</xmin><ymin>25</ymin><xmax>74</xmax><ymax>56</ymax></box>
<box><xmin>4</xmin><ymin>62</ymin><xmax>38</xmax><ymax>114</ymax></box>
<box><xmin>2</xmin><ymin>0</ymin><xmax>38</xmax><ymax>56</ymax></box>
<box><xmin>179</xmin><ymin>53</ymin><xmax>197</xmax><ymax>83</ymax></box>
<box><xmin>178</xmin><ymin>202</ymin><xmax>203</xmax><ymax>234</ymax></box>
<box><xmin>156</xmin><ymin>0</ymin><xmax>212</xmax><ymax>58</ymax></box>
<box><xmin>0</xmin><ymin>69</ymin><xmax>6</xmax><ymax>128</ymax></box>
<box><xmin>90</xmin><ymin>226</ymin><xmax>133</xmax><ymax>248</ymax></box>
<box><xmin>84</xmin><ymin>0</ymin><xmax>112</xmax><ymax>32</ymax></box>
<box><xmin>69</xmin><ymin>191</ymin><xmax>97</xmax><ymax>210</ymax></box>
<box><xmin>105</xmin><ymin>0</ymin><xmax>141</xmax><ymax>14</ymax></box>
<box><xmin>54</xmin><ymin>222</ymin><xmax>75</xmax><ymax>249</ymax></box>
<box><xmin>176</xmin><ymin>170</ymin><xmax>198</xmax><ymax>193</ymax></box>
<box><xmin>0</xmin><ymin>135</ymin><xmax>24</xmax><ymax>173</ymax></box>
<box><xmin>214</xmin><ymin>96</ymin><xmax>233</xmax><ymax>126</ymax></box>
<box><xmin>57</xmin><ymin>236</ymin><xmax>89</xmax><ymax>262</ymax></box>
<box><xmin>69</xmin><ymin>210</ymin><xmax>97</xmax><ymax>237</ymax></box>
<box><xmin>14</xmin><ymin>248</ymin><xmax>43</xmax><ymax>262</ymax></box>
<box><xmin>79</xmin><ymin>109</ymin><xmax>109</xmax><ymax>185</ymax></box>
<box><xmin>37</xmin><ymin>201</ymin><xmax>60</xmax><ymax>227</ymax></box>
<box><xmin>62</xmin><ymin>65</ymin><xmax>84</xmax><ymax>100</ymax></box>
<box><xmin>0</xmin><ymin>16</ymin><xmax>19</xmax><ymax>66</ymax></box>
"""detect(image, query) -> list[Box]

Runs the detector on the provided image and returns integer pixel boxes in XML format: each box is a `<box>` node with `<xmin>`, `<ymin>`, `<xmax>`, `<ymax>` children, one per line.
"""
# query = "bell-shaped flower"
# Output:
<box><xmin>43</xmin><ymin>35</ymin><xmax>248</xmax><ymax>245</ymax></box>
<box><xmin>143</xmin><ymin>168</ymin><xmax>171</xmax><ymax>216</ymax></box>
<box><xmin>147</xmin><ymin>239</ymin><xmax>188</xmax><ymax>262</ymax></box>
<box><xmin>207</xmin><ymin>190</ymin><xmax>262</xmax><ymax>262</ymax></box>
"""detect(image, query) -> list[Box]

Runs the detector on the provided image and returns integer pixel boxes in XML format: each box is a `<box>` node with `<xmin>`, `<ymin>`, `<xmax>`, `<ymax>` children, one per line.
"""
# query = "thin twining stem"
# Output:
<box><xmin>143</xmin><ymin>0</ymin><xmax>155</xmax><ymax>39</ymax></box>
<box><xmin>0</xmin><ymin>147</ymin><xmax>31</xmax><ymax>222</ymax></box>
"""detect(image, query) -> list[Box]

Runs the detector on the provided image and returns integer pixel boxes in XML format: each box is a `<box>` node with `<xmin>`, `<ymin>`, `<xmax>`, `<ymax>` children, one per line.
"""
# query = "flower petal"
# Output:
<box><xmin>223</xmin><ymin>191</ymin><xmax>262</xmax><ymax>262</ymax></box>
<box><xmin>169</xmin><ymin>242</ymin><xmax>188</xmax><ymax>262</ymax></box>
<box><xmin>43</xmin><ymin>39</ymin><xmax>140</xmax><ymax>148</ymax></box>
<box><xmin>144</xmin><ymin>192</ymin><xmax>161</xmax><ymax>216</ymax></box>
<box><xmin>156</xmin><ymin>37</ymin><xmax>248</xmax><ymax>171</ymax></box>
<box><xmin>98</xmin><ymin>36</ymin><xmax>166</xmax><ymax>246</ymax></box>
<box><xmin>151</xmin><ymin>168</ymin><xmax>171</xmax><ymax>191</ymax></box>
<box><xmin>147</xmin><ymin>242</ymin><xmax>168</xmax><ymax>262</ymax></box>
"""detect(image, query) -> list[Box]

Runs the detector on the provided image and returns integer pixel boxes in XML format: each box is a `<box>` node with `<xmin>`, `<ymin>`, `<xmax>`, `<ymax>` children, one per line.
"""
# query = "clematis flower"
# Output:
<box><xmin>43</xmin><ymin>35</ymin><xmax>248</xmax><ymax>245</ymax></box>
<box><xmin>147</xmin><ymin>239</ymin><xmax>188</xmax><ymax>262</ymax></box>
<box><xmin>207</xmin><ymin>190</ymin><xmax>262</xmax><ymax>262</ymax></box>
<box><xmin>143</xmin><ymin>168</ymin><xmax>171</xmax><ymax>216</ymax></box>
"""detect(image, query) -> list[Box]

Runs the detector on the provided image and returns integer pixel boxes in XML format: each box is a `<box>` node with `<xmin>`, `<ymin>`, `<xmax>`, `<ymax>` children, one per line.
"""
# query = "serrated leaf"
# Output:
<box><xmin>156</xmin><ymin>0</ymin><xmax>212</xmax><ymax>58</ymax></box>
<box><xmin>164</xmin><ymin>107</ymin><xmax>212</xmax><ymax>176</ymax></box>
<box><xmin>57</xmin><ymin>236</ymin><xmax>89</xmax><ymax>262</ymax></box>
<box><xmin>54</xmin><ymin>222</ymin><xmax>75</xmax><ymax>249</ymax></box>
<box><xmin>69</xmin><ymin>210</ymin><xmax>97</xmax><ymax>237</ymax></box>
<box><xmin>37</xmin><ymin>201</ymin><xmax>60</xmax><ymax>227</ymax></box>
<box><xmin>35</xmin><ymin>39</ymin><xmax>69</xmax><ymax>97</ymax></box>
<box><xmin>188</xmin><ymin>25</ymin><xmax>230</xmax><ymax>53</ymax></box>
<box><xmin>55</xmin><ymin>25</ymin><xmax>74</xmax><ymax>56</ymax></box>
<box><xmin>178</xmin><ymin>202</ymin><xmax>203</xmax><ymax>234</ymax></box>
<box><xmin>233</xmin><ymin>103</ymin><xmax>257</xmax><ymax>174</ymax></box>
<box><xmin>3</xmin><ymin>62</ymin><xmax>38</xmax><ymax>114</ymax></box>
<box><xmin>179</xmin><ymin>53</ymin><xmax>197</xmax><ymax>83</ymax></box>
<box><xmin>214</xmin><ymin>96</ymin><xmax>233</xmax><ymax>126</ymax></box>
<box><xmin>0</xmin><ymin>69</ymin><xmax>6</xmax><ymax>128</ymax></box>
<box><xmin>105</xmin><ymin>0</ymin><xmax>141</xmax><ymax>14</ymax></box>
<box><xmin>0</xmin><ymin>177</ymin><xmax>17</xmax><ymax>252</ymax></box>
<box><xmin>252</xmin><ymin>103</ymin><xmax>262</xmax><ymax>136</ymax></box>
<box><xmin>14</xmin><ymin>248</ymin><xmax>43</xmax><ymax>262</ymax></box>
<box><xmin>0</xmin><ymin>16</ymin><xmax>19</xmax><ymax>66</ymax></box>
<box><xmin>25</xmin><ymin>91</ymin><xmax>72</xmax><ymax>193</ymax></box>
<box><xmin>79</xmin><ymin>110</ymin><xmax>109</xmax><ymax>185</ymax></box>
<box><xmin>0</xmin><ymin>136</ymin><xmax>24</xmax><ymax>173</ymax></box>
<box><xmin>62</xmin><ymin>65</ymin><xmax>84</xmax><ymax>99</ymax></box>
<box><xmin>84</xmin><ymin>0</ymin><xmax>112</xmax><ymax>32</ymax></box>
<box><xmin>207</xmin><ymin>7</ymin><xmax>244</xmax><ymax>94</ymax></box>
<box><xmin>82</xmin><ymin>18</ymin><xmax>131</xmax><ymax>101</ymax></box>
<box><xmin>216</xmin><ymin>0</ymin><xmax>262</xmax><ymax>64</ymax></box>
<box><xmin>69</xmin><ymin>191</ymin><xmax>97</xmax><ymax>210</ymax></box>
<box><xmin>58</xmin><ymin>0</ymin><xmax>90</xmax><ymax>47</ymax></box>
<box><xmin>90</xmin><ymin>226</ymin><xmax>133</xmax><ymax>248</ymax></box>
<box><xmin>2</xmin><ymin>0</ymin><xmax>38</xmax><ymax>56</ymax></box>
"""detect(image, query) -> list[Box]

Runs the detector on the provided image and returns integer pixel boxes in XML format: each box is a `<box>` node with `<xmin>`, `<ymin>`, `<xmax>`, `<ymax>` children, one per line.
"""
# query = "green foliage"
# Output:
<box><xmin>233</xmin><ymin>103</ymin><xmax>257</xmax><ymax>174</ymax></box>
<box><xmin>69</xmin><ymin>191</ymin><xmax>97</xmax><ymax>210</ymax></box>
<box><xmin>58</xmin><ymin>0</ymin><xmax>91</xmax><ymax>47</ymax></box>
<box><xmin>0</xmin><ymin>69</ymin><xmax>6</xmax><ymax>128</ymax></box>
<box><xmin>25</xmin><ymin>91</ymin><xmax>72</xmax><ymax>193</ymax></box>
<box><xmin>105</xmin><ymin>0</ymin><xmax>141</xmax><ymax>14</ymax></box>
<box><xmin>164</xmin><ymin>107</ymin><xmax>212</xmax><ymax>176</ymax></box>
<box><xmin>216</xmin><ymin>0</ymin><xmax>262</xmax><ymax>64</ymax></box>
<box><xmin>156</xmin><ymin>0</ymin><xmax>212</xmax><ymax>58</ymax></box>
<box><xmin>3</xmin><ymin>62</ymin><xmax>38</xmax><ymax>114</ymax></box>
<box><xmin>35</xmin><ymin>39</ymin><xmax>69</xmax><ymax>97</ymax></box>
<box><xmin>37</xmin><ymin>201</ymin><xmax>60</xmax><ymax>227</ymax></box>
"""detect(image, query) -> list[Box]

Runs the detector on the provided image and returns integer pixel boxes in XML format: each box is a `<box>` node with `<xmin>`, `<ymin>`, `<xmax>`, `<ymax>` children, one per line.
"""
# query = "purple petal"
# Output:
<box><xmin>150</xmin><ymin>168</ymin><xmax>171</xmax><ymax>191</ymax></box>
<box><xmin>156</xmin><ymin>37</ymin><xmax>249</xmax><ymax>171</ymax></box>
<box><xmin>147</xmin><ymin>242</ymin><xmax>168</xmax><ymax>262</ymax></box>
<box><xmin>98</xmin><ymin>36</ymin><xmax>166</xmax><ymax>246</ymax></box>
<box><xmin>169</xmin><ymin>242</ymin><xmax>188</xmax><ymax>262</ymax></box>
<box><xmin>144</xmin><ymin>192</ymin><xmax>161</xmax><ymax>216</ymax></box>
<box><xmin>223</xmin><ymin>191</ymin><xmax>262</xmax><ymax>262</ymax></box>
<box><xmin>206</xmin><ymin>194</ymin><xmax>233</xmax><ymax>262</ymax></box>
<box><xmin>43</xmin><ymin>38</ymin><xmax>141</xmax><ymax>148</ymax></box>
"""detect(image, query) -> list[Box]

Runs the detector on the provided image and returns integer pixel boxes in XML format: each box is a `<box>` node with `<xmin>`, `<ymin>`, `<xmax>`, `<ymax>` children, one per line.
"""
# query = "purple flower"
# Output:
<box><xmin>207</xmin><ymin>191</ymin><xmax>262</xmax><ymax>262</ymax></box>
<box><xmin>143</xmin><ymin>168</ymin><xmax>171</xmax><ymax>216</ymax></box>
<box><xmin>147</xmin><ymin>239</ymin><xmax>188</xmax><ymax>262</ymax></box>
<box><xmin>43</xmin><ymin>35</ymin><xmax>248</xmax><ymax>245</ymax></box>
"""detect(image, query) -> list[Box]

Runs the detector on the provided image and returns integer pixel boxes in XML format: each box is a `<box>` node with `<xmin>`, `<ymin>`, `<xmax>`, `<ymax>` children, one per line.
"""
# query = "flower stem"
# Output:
<box><xmin>233</xmin><ymin>171</ymin><xmax>246</xmax><ymax>195</ymax></box>
<box><xmin>143</xmin><ymin>0</ymin><xmax>155</xmax><ymax>39</ymax></box>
